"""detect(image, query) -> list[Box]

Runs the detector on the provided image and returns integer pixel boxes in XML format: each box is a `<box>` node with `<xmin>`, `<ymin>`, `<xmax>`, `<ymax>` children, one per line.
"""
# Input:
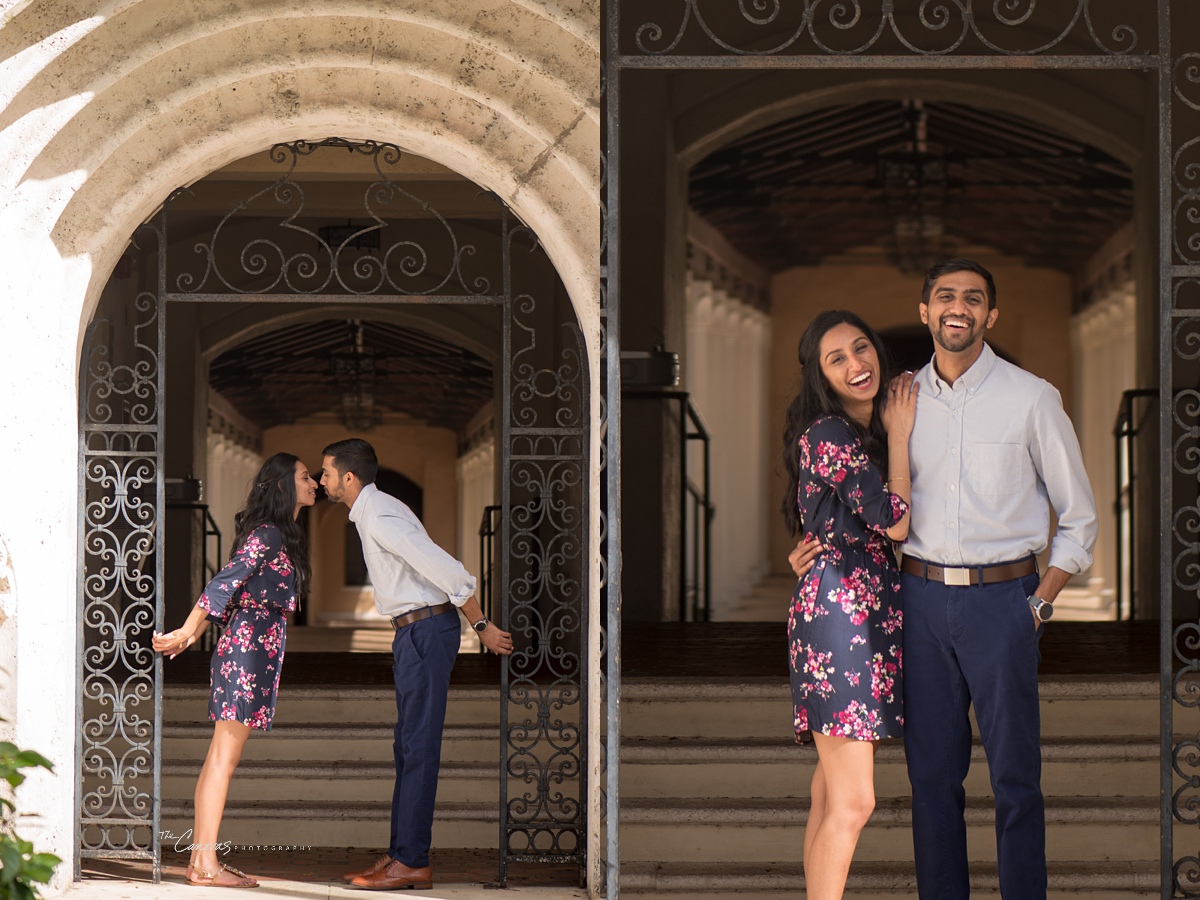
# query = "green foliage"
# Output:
<box><xmin>0</xmin><ymin>736</ymin><xmax>61</xmax><ymax>900</ymax></box>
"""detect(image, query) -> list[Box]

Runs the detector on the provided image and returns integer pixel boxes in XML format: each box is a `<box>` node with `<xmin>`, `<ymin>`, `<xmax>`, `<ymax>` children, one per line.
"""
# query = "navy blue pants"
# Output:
<box><xmin>902</xmin><ymin>569</ymin><xmax>1045</xmax><ymax>900</ymax></box>
<box><xmin>389</xmin><ymin>610</ymin><xmax>461</xmax><ymax>868</ymax></box>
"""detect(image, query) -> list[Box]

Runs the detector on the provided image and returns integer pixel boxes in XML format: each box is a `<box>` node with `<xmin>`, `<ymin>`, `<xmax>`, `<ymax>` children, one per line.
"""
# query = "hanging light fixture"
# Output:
<box><xmin>330</xmin><ymin>320</ymin><xmax>381</xmax><ymax>431</ymax></box>
<box><xmin>877</xmin><ymin>100</ymin><xmax>953</xmax><ymax>274</ymax></box>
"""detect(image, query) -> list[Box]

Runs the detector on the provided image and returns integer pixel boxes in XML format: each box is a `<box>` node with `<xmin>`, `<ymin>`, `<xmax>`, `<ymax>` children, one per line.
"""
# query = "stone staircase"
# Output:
<box><xmin>160</xmin><ymin>660</ymin><xmax>1161</xmax><ymax>896</ymax></box>
<box><xmin>617</xmin><ymin>675</ymin><xmax>1161</xmax><ymax>898</ymax></box>
<box><xmin>160</xmin><ymin>685</ymin><xmax>504</xmax><ymax>849</ymax></box>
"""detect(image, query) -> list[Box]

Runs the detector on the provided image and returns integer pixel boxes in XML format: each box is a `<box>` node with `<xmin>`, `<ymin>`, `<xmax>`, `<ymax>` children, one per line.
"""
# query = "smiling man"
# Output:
<box><xmin>901</xmin><ymin>259</ymin><xmax>1097</xmax><ymax>900</ymax></box>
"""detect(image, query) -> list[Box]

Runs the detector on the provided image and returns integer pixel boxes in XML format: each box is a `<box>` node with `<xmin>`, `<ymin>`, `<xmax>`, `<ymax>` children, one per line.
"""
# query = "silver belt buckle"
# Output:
<box><xmin>943</xmin><ymin>567</ymin><xmax>972</xmax><ymax>587</ymax></box>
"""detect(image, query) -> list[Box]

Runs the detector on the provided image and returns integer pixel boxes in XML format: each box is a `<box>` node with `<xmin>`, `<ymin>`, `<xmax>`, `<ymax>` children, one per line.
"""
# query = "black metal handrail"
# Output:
<box><xmin>679</xmin><ymin>396</ymin><xmax>713</xmax><ymax>622</ymax></box>
<box><xmin>164</xmin><ymin>501</ymin><xmax>224</xmax><ymax>649</ymax></box>
<box><xmin>477</xmin><ymin>504</ymin><xmax>502</xmax><ymax>634</ymax></box>
<box><xmin>624</xmin><ymin>389</ymin><xmax>714</xmax><ymax>622</ymax></box>
<box><xmin>1113</xmin><ymin>388</ymin><xmax>1156</xmax><ymax>620</ymax></box>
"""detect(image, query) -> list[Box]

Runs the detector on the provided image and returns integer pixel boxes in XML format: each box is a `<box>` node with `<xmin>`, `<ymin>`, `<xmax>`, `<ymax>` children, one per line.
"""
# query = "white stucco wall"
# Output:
<box><xmin>0</xmin><ymin>1</ymin><xmax>600</xmax><ymax>891</ymax></box>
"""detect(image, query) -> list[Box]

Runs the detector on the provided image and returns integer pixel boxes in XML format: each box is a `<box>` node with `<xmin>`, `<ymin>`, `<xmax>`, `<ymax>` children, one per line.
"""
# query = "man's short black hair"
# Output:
<box><xmin>322</xmin><ymin>438</ymin><xmax>379</xmax><ymax>485</ymax></box>
<box><xmin>921</xmin><ymin>258</ymin><xmax>997</xmax><ymax>311</ymax></box>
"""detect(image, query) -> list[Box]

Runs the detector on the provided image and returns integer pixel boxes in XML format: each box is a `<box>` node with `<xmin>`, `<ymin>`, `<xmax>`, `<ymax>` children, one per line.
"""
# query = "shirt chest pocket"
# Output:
<box><xmin>966</xmin><ymin>442</ymin><xmax>1024</xmax><ymax>495</ymax></box>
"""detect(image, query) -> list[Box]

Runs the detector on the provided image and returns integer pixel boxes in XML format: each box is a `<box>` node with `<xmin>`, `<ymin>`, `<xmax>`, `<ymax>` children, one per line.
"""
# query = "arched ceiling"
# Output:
<box><xmin>688</xmin><ymin>99</ymin><xmax>1133</xmax><ymax>274</ymax></box>
<box><xmin>209</xmin><ymin>319</ymin><xmax>494</xmax><ymax>432</ymax></box>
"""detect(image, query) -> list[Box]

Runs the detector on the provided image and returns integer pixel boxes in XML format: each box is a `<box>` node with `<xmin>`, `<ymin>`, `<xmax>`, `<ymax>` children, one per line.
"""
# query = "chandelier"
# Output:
<box><xmin>330</xmin><ymin>321</ymin><xmax>380</xmax><ymax>431</ymax></box>
<box><xmin>877</xmin><ymin>100</ymin><xmax>953</xmax><ymax>274</ymax></box>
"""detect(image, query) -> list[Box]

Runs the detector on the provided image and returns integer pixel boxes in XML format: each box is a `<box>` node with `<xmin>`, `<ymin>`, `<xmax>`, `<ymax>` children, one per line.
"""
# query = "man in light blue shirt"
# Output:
<box><xmin>321</xmin><ymin>438</ymin><xmax>513</xmax><ymax>891</ymax></box>
<box><xmin>901</xmin><ymin>259</ymin><xmax>1097</xmax><ymax>899</ymax></box>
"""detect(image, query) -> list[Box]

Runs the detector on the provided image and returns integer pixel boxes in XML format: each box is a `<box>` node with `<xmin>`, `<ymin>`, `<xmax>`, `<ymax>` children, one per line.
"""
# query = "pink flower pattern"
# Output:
<box><xmin>200</xmin><ymin>524</ymin><xmax>296</xmax><ymax>731</ymax></box>
<box><xmin>788</xmin><ymin>416</ymin><xmax>905</xmax><ymax>742</ymax></box>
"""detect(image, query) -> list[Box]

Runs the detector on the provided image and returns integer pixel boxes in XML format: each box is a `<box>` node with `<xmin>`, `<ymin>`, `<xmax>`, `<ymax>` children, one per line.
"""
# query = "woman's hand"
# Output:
<box><xmin>152</xmin><ymin>628</ymin><xmax>196</xmax><ymax>660</ymax></box>
<box><xmin>881</xmin><ymin>372</ymin><xmax>919</xmax><ymax>439</ymax></box>
<box><xmin>789</xmin><ymin>535</ymin><xmax>824</xmax><ymax>578</ymax></box>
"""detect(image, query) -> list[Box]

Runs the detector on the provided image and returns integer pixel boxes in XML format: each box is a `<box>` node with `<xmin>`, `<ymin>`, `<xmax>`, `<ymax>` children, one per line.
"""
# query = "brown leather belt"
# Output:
<box><xmin>390</xmin><ymin>601</ymin><xmax>455</xmax><ymax>630</ymax></box>
<box><xmin>900</xmin><ymin>556</ymin><xmax>1037</xmax><ymax>587</ymax></box>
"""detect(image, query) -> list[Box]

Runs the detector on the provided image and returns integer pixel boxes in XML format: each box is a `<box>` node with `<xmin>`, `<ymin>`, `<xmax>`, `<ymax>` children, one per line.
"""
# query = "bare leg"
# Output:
<box><xmin>804</xmin><ymin>758</ymin><xmax>826</xmax><ymax>882</ymax></box>
<box><xmin>804</xmin><ymin>733</ymin><xmax>877</xmax><ymax>900</ymax></box>
<box><xmin>187</xmin><ymin>721</ymin><xmax>251</xmax><ymax>880</ymax></box>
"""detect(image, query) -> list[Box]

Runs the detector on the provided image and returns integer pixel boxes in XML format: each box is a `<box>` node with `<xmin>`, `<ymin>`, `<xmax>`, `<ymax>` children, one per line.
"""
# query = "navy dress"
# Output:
<box><xmin>197</xmin><ymin>523</ymin><xmax>297</xmax><ymax>731</ymax></box>
<box><xmin>788</xmin><ymin>416</ymin><xmax>908</xmax><ymax>741</ymax></box>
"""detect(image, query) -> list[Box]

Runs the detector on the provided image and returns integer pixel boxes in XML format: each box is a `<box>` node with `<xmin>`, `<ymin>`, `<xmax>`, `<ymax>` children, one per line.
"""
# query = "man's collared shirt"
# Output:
<box><xmin>348</xmin><ymin>482</ymin><xmax>476</xmax><ymax>618</ymax></box>
<box><xmin>906</xmin><ymin>343</ymin><xmax>1097</xmax><ymax>574</ymax></box>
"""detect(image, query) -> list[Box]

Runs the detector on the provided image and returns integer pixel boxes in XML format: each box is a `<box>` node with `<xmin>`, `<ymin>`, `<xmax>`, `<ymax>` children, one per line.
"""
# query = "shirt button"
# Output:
<box><xmin>950</xmin><ymin>484</ymin><xmax>956</xmax><ymax>492</ymax></box>
<box><xmin>951</xmin><ymin>448</ymin><xmax>958</xmax><ymax>455</ymax></box>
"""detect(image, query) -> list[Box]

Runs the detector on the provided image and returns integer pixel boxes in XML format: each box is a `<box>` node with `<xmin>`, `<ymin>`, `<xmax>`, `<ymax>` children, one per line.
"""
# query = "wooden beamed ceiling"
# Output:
<box><xmin>208</xmin><ymin>320</ymin><xmax>494</xmax><ymax>432</ymax></box>
<box><xmin>688</xmin><ymin>100</ymin><xmax>1133</xmax><ymax>273</ymax></box>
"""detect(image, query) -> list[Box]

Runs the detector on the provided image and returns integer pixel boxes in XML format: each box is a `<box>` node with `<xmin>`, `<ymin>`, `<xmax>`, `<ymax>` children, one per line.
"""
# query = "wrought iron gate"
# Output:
<box><xmin>78</xmin><ymin>138</ymin><xmax>588</xmax><ymax>883</ymax></box>
<box><xmin>603</xmin><ymin>1</ymin><xmax>1194</xmax><ymax>896</ymax></box>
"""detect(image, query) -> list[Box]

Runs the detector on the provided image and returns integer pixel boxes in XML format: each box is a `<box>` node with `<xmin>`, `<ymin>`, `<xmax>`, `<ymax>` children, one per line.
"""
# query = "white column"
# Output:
<box><xmin>1070</xmin><ymin>286</ymin><xmax>1136</xmax><ymax>617</ymax></box>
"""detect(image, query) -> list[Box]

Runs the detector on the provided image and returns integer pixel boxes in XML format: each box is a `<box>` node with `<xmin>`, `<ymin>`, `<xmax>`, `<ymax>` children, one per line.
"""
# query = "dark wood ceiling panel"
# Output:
<box><xmin>688</xmin><ymin>100</ymin><xmax>1133</xmax><ymax>274</ymax></box>
<box><xmin>208</xmin><ymin>320</ymin><xmax>494</xmax><ymax>432</ymax></box>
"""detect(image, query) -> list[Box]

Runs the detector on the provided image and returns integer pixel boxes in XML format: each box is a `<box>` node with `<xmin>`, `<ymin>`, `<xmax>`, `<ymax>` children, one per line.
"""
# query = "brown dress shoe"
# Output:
<box><xmin>342</xmin><ymin>853</ymin><xmax>392</xmax><ymax>883</ymax></box>
<box><xmin>349</xmin><ymin>859</ymin><xmax>433</xmax><ymax>891</ymax></box>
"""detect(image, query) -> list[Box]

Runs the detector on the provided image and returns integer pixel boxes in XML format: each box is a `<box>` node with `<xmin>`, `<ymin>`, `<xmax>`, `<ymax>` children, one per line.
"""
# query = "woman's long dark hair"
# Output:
<box><xmin>231</xmin><ymin>452</ymin><xmax>311</xmax><ymax>599</ymax></box>
<box><xmin>781</xmin><ymin>310</ymin><xmax>892</xmax><ymax>535</ymax></box>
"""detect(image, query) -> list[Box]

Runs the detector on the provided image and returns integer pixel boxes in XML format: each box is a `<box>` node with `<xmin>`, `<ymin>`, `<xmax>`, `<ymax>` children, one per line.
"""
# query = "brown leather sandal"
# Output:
<box><xmin>187</xmin><ymin>863</ymin><xmax>259</xmax><ymax>888</ymax></box>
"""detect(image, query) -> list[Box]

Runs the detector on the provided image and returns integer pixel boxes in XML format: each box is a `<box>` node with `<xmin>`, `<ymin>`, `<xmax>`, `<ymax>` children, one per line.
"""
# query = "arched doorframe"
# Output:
<box><xmin>76</xmin><ymin>137</ymin><xmax>595</xmax><ymax>886</ymax></box>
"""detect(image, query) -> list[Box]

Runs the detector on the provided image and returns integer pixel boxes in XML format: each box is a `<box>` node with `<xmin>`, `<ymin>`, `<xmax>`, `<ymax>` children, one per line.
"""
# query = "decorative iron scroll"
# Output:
<box><xmin>171</xmin><ymin>138</ymin><xmax>497</xmax><ymax>298</ymax></box>
<box><xmin>1171</xmin><ymin>8</ymin><xmax>1200</xmax><ymax>896</ymax></box>
<box><xmin>631</xmin><ymin>0</ymin><xmax>1142</xmax><ymax>57</ymax></box>
<box><xmin>77</xmin><ymin>225</ymin><xmax>163</xmax><ymax>875</ymax></box>
<box><xmin>500</xmin><ymin>221</ymin><xmax>589</xmax><ymax>878</ymax></box>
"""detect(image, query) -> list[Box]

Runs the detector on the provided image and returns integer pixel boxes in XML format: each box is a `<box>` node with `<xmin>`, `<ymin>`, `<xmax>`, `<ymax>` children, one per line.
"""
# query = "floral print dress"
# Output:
<box><xmin>197</xmin><ymin>523</ymin><xmax>297</xmax><ymax>731</ymax></box>
<box><xmin>789</xmin><ymin>416</ymin><xmax>908</xmax><ymax>741</ymax></box>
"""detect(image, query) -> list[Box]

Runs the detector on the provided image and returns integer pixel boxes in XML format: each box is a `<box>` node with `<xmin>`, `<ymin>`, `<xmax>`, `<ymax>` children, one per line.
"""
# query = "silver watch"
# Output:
<box><xmin>473</xmin><ymin>617</ymin><xmax>490</xmax><ymax>634</ymax></box>
<box><xmin>1028</xmin><ymin>595</ymin><xmax>1053</xmax><ymax>623</ymax></box>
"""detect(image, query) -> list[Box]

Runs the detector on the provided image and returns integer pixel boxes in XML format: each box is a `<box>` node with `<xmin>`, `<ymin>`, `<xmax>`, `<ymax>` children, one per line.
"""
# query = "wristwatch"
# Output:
<box><xmin>1028</xmin><ymin>595</ymin><xmax>1054</xmax><ymax>623</ymax></box>
<box><xmin>473</xmin><ymin>617</ymin><xmax>490</xmax><ymax>634</ymax></box>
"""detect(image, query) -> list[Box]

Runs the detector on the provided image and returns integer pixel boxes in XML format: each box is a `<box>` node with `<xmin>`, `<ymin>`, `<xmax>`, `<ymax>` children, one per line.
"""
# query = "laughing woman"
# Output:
<box><xmin>153</xmin><ymin>452</ymin><xmax>317</xmax><ymax>888</ymax></box>
<box><xmin>782</xmin><ymin>310</ymin><xmax>917</xmax><ymax>900</ymax></box>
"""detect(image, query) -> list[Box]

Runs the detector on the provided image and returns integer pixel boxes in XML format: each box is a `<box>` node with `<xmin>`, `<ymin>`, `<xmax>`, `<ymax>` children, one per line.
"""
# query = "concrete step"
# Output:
<box><xmin>618</xmin><ymin>796</ymin><xmax>1158</xmax><ymax>863</ymax></box>
<box><xmin>619</xmin><ymin>676</ymin><xmax>1158</xmax><ymax>739</ymax></box>
<box><xmin>621</xmin><ymin>860</ymin><xmax>1160</xmax><ymax>897</ymax></box>
<box><xmin>620</xmin><ymin>734</ymin><xmax>1157</xmax><ymax>799</ymax></box>
<box><xmin>162</xmin><ymin>759</ymin><xmax>504</xmax><ymax>804</ymax></box>
<box><xmin>159</xmin><ymin>685</ymin><xmax>502</xmax><ymax>726</ymax></box>
<box><xmin>160</xmin><ymin>799</ymin><xmax>498</xmax><ymax>848</ymax></box>
<box><xmin>161</xmin><ymin>722</ymin><xmax>500</xmax><ymax>762</ymax></box>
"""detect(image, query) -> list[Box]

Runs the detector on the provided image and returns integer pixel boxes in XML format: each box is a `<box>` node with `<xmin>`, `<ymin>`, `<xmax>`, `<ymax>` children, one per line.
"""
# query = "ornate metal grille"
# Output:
<box><xmin>76</xmin><ymin>223</ymin><xmax>165</xmax><ymax>877</ymax></box>
<box><xmin>78</xmin><ymin>138</ymin><xmax>588</xmax><ymax>883</ymax></box>
<box><xmin>1166</xmin><ymin>5</ymin><xmax>1200</xmax><ymax>895</ymax></box>
<box><xmin>604</xmin><ymin>1</ymin><xmax>1182</xmax><ymax>897</ymax></box>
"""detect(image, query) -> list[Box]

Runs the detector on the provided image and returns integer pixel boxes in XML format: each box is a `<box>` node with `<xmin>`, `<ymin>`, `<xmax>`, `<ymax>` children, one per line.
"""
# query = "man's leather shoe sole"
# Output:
<box><xmin>349</xmin><ymin>864</ymin><xmax>434</xmax><ymax>891</ymax></box>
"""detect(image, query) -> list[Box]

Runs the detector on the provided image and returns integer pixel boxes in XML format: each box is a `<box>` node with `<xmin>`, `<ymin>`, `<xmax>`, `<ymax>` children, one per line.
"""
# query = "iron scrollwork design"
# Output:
<box><xmin>1174</xmin><ymin>58</ymin><xmax>1200</xmax><ymax>267</ymax></box>
<box><xmin>502</xmin><ymin>223</ymin><xmax>588</xmax><ymax>867</ymax></box>
<box><xmin>173</xmin><ymin>138</ymin><xmax>495</xmax><ymax>297</ymax></box>
<box><xmin>634</xmin><ymin>0</ymin><xmax>1140</xmax><ymax>57</ymax></box>
<box><xmin>1172</xmin><ymin>318</ymin><xmax>1200</xmax><ymax>894</ymax></box>
<box><xmin>78</xmin><ymin>229</ymin><xmax>162</xmax><ymax>863</ymax></box>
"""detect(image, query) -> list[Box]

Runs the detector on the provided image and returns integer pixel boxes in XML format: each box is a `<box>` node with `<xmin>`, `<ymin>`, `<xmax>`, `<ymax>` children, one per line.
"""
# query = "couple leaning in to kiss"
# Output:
<box><xmin>154</xmin><ymin>438</ymin><xmax>512</xmax><ymax>890</ymax></box>
<box><xmin>783</xmin><ymin>257</ymin><xmax>1097</xmax><ymax>900</ymax></box>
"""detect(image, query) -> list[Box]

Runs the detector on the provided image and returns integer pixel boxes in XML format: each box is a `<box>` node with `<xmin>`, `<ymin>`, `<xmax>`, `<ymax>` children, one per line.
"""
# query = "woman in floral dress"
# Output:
<box><xmin>781</xmin><ymin>310</ymin><xmax>917</xmax><ymax>900</ymax></box>
<box><xmin>153</xmin><ymin>452</ymin><xmax>317</xmax><ymax>888</ymax></box>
